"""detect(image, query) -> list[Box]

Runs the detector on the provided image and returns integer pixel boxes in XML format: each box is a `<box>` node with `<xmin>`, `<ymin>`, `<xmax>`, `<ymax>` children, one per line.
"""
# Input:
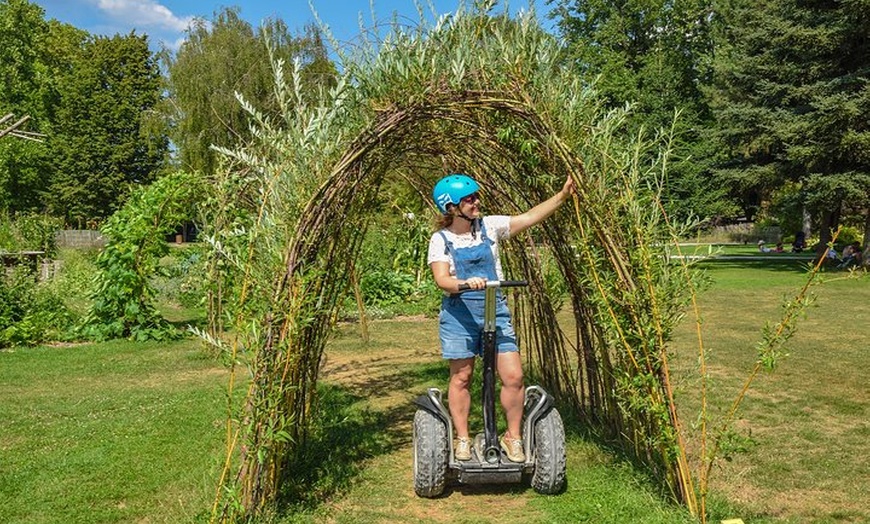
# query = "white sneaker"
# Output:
<box><xmin>454</xmin><ymin>437</ymin><xmax>472</xmax><ymax>461</ymax></box>
<box><xmin>500</xmin><ymin>434</ymin><xmax>525</xmax><ymax>463</ymax></box>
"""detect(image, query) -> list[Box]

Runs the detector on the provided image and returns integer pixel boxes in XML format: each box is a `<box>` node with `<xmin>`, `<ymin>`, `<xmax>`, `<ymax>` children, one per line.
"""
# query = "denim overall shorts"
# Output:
<box><xmin>438</xmin><ymin>221</ymin><xmax>519</xmax><ymax>360</ymax></box>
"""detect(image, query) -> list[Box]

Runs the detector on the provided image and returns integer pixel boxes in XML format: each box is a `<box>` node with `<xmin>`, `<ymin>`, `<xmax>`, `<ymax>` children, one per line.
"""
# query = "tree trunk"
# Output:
<box><xmin>816</xmin><ymin>203</ymin><xmax>842</xmax><ymax>256</ymax></box>
<box><xmin>802</xmin><ymin>207</ymin><xmax>812</xmax><ymax>238</ymax></box>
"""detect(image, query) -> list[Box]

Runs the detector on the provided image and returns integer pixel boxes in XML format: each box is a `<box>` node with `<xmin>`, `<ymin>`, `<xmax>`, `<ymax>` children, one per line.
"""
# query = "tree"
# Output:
<box><xmin>0</xmin><ymin>0</ymin><xmax>85</xmax><ymax>213</ymax></box>
<box><xmin>1</xmin><ymin>0</ymin><xmax>163</xmax><ymax>221</ymax></box>
<box><xmin>708</xmin><ymin>0</ymin><xmax>870</xmax><ymax>249</ymax></box>
<box><xmin>0</xmin><ymin>0</ymin><xmax>49</xmax><ymax>120</ymax></box>
<box><xmin>164</xmin><ymin>7</ymin><xmax>336</xmax><ymax>176</ymax></box>
<box><xmin>551</xmin><ymin>0</ymin><xmax>735</xmax><ymax>222</ymax></box>
<box><xmin>47</xmin><ymin>32</ymin><xmax>168</xmax><ymax>225</ymax></box>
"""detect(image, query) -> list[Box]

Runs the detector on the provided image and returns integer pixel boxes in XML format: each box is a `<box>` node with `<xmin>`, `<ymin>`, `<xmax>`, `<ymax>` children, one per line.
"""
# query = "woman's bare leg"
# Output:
<box><xmin>497</xmin><ymin>351</ymin><xmax>524</xmax><ymax>439</ymax></box>
<box><xmin>448</xmin><ymin>357</ymin><xmax>475</xmax><ymax>438</ymax></box>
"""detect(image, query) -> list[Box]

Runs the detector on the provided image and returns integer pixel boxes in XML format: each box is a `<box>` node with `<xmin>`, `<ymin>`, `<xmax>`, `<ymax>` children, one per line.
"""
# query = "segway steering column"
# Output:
<box><xmin>456</xmin><ymin>280</ymin><xmax>527</xmax><ymax>463</ymax></box>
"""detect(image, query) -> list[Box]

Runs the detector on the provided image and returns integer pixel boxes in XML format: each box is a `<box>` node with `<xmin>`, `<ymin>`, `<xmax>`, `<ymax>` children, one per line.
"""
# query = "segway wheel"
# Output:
<box><xmin>412</xmin><ymin>408</ymin><xmax>448</xmax><ymax>497</ymax></box>
<box><xmin>531</xmin><ymin>408</ymin><xmax>567</xmax><ymax>494</ymax></box>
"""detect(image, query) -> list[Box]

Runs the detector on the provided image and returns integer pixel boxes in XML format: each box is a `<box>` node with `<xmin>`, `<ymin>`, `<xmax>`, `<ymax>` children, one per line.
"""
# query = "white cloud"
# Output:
<box><xmin>94</xmin><ymin>0</ymin><xmax>195</xmax><ymax>32</ymax></box>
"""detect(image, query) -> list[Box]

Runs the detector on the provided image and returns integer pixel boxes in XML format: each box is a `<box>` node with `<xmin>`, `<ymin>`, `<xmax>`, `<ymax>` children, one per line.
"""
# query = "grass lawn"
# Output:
<box><xmin>287</xmin><ymin>260</ymin><xmax>867</xmax><ymax>523</ymax></box>
<box><xmin>1</xmin><ymin>260</ymin><xmax>866</xmax><ymax>523</ymax></box>
<box><xmin>283</xmin><ymin>320</ymin><xmax>698</xmax><ymax>524</ymax></box>
<box><xmin>0</xmin><ymin>339</ymin><xmax>228</xmax><ymax>524</ymax></box>
<box><xmin>677</xmin><ymin>243</ymin><xmax>819</xmax><ymax>258</ymax></box>
<box><xmin>669</xmin><ymin>259</ymin><xmax>869</xmax><ymax>523</ymax></box>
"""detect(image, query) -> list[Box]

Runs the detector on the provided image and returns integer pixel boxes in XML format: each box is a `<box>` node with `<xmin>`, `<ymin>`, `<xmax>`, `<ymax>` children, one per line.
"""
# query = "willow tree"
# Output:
<box><xmin>164</xmin><ymin>7</ymin><xmax>336</xmax><ymax>177</ymax></box>
<box><xmin>205</xmin><ymin>2</ymin><xmax>705</xmax><ymax>520</ymax></box>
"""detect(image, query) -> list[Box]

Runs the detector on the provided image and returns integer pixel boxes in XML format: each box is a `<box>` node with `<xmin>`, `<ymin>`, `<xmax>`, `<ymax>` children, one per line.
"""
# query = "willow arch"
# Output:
<box><xmin>210</xmin><ymin>7</ymin><xmax>697</xmax><ymax>519</ymax></box>
<box><xmin>282</xmin><ymin>91</ymin><xmax>598</xmax><ymax>406</ymax></box>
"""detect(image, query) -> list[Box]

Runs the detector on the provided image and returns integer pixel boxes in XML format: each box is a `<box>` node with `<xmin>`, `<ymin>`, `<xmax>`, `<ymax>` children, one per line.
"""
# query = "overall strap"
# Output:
<box><xmin>438</xmin><ymin>230</ymin><xmax>453</xmax><ymax>257</ymax></box>
<box><xmin>478</xmin><ymin>219</ymin><xmax>493</xmax><ymax>244</ymax></box>
<box><xmin>439</xmin><ymin>218</ymin><xmax>488</xmax><ymax>254</ymax></box>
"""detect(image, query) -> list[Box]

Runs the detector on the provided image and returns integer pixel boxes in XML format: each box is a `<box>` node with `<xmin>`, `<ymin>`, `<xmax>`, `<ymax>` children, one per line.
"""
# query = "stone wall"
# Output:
<box><xmin>55</xmin><ymin>230</ymin><xmax>105</xmax><ymax>249</ymax></box>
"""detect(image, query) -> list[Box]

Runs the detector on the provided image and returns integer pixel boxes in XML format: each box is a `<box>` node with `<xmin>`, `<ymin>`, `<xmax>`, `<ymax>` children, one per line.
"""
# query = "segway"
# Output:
<box><xmin>412</xmin><ymin>280</ymin><xmax>567</xmax><ymax>497</ymax></box>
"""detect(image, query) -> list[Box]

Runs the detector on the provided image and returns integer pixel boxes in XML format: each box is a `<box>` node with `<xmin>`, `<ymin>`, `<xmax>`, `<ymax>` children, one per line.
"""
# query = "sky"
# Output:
<box><xmin>32</xmin><ymin>0</ymin><xmax>556</xmax><ymax>53</ymax></box>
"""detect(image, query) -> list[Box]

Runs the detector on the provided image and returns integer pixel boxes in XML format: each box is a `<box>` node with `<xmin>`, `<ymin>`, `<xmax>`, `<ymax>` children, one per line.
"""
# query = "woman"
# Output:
<box><xmin>427</xmin><ymin>173</ymin><xmax>574</xmax><ymax>462</ymax></box>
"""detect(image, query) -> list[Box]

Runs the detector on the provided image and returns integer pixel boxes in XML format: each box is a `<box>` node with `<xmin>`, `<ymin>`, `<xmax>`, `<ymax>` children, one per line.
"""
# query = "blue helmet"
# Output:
<box><xmin>432</xmin><ymin>174</ymin><xmax>480</xmax><ymax>214</ymax></box>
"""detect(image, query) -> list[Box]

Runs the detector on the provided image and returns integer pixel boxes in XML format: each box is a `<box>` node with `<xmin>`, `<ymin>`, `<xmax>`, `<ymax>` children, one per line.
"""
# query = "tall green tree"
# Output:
<box><xmin>552</xmin><ymin>0</ymin><xmax>734</xmax><ymax>222</ymax></box>
<box><xmin>0</xmin><ymin>0</ymin><xmax>48</xmax><ymax>117</ymax></box>
<box><xmin>164</xmin><ymin>7</ymin><xmax>336</xmax><ymax>176</ymax></box>
<box><xmin>47</xmin><ymin>32</ymin><xmax>168</xmax><ymax>225</ymax></box>
<box><xmin>708</xmin><ymin>0</ymin><xmax>870</xmax><ymax>248</ymax></box>
<box><xmin>0</xmin><ymin>0</ymin><xmax>85</xmax><ymax>213</ymax></box>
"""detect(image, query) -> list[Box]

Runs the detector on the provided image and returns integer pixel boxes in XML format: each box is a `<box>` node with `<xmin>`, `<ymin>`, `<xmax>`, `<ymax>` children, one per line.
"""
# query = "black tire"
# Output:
<box><xmin>412</xmin><ymin>408</ymin><xmax>449</xmax><ymax>497</ymax></box>
<box><xmin>531</xmin><ymin>408</ymin><xmax>567</xmax><ymax>494</ymax></box>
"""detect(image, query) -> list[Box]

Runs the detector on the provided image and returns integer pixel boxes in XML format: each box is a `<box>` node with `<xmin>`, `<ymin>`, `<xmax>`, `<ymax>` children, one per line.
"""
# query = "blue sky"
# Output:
<box><xmin>33</xmin><ymin>1</ymin><xmax>555</xmax><ymax>52</ymax></box>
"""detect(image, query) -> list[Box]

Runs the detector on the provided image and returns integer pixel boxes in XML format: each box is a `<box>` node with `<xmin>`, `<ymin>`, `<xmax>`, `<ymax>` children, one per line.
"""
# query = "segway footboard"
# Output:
<box><xmin>455</xmin><ymin>456</ymin><xmax>524</xmax><ymax>484</ymax></box>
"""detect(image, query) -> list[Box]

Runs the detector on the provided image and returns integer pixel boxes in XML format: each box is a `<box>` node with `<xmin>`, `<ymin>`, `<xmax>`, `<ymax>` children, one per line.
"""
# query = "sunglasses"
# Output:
<box><xmin>460</xmin><ymin>192</ymin><xmax>480</xmax><ymax>204</ymax></box>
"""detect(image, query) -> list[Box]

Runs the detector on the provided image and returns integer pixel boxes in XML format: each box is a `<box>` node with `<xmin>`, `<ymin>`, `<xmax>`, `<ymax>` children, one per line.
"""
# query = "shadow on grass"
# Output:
<box><xmin>554</xmin><ymin>405</ymin><xmax>683</xmax><ymax>500</ymax></box>
<box><xmin>697</xmin><ymin>258</ymin><xmax>817</xmax><ymax>273</ymax></box>
<box><xmin>274</xmin><ymin>362</ymin><xmax>449</xmax><ymax>513</ymax></box>
<box><xmin>275</xmin><ymin>383</ymin><xmax>391</xmax><ymax>514</ymax></box>
<box><xmin>166</xmin><ymin>314</ymin><xmax>208</xmax><ymax>332</ymax></box>
<box><xmin>278</xmin><ymin>359</ymin><xmax>712</xmax><ymax>510</ymax></box>
<box><xmin>556</xmin><ymin>409</ymin><xmax>754</xmax><ymax>521</ymax></box>
<box><xmin>275</xmin><ymin>358</ymin><xmax>588</xmax><ymax>511</ymax></box>
<box><xmin>443</xmin><ymin>482</ymin><xmax>530</xmax><ymax>497</ymax></box>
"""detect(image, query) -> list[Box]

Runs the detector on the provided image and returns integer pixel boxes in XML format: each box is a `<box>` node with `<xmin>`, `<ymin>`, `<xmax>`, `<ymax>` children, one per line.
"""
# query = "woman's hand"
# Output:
<box><xmin>560</xmin><ymin>176</ymin><xmax>576</xmax><ymax>201</ymax></box>
<box><xmin>463</xmin><ymin>276</ymin><xmax>487</xmax><ymax>290</ymax></box>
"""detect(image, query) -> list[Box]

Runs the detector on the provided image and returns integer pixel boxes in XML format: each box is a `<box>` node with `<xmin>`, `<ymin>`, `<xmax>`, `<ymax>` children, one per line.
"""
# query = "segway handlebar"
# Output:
<box><xmin>456</xmin><ymin>280</ymin><xmax>528</xmax><ymax>292</ymax></box>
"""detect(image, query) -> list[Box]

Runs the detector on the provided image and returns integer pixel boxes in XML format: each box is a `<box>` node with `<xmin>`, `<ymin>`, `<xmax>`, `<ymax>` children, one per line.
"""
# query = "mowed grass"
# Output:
<box><xmin>0</xmin><ymin>339</ymin><xmax>228</xmax><ymax>524</ymax></box>
<box><xmin>669</xmin><ymin>260</ymin><xmax>869</xmax><ymax>523</ymax></box>
<box><xmin>306</xmin><ymin>260</ymin><xmax>867</xmax><ymax>523</ymax></box>
<box><xmin>677</xmin><ymin>243</ymin><xmax>818</xmax><ymax>258</ymax></box>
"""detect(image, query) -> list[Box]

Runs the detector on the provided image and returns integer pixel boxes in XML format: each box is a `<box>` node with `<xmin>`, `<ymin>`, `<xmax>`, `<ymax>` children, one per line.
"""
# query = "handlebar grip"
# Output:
<box><xmin>499</xmin><ymin>280</ymin><xmax>528</xmax><ymax>288</ymax></box>
<box><xmin>456</xmin><ymin>280</ymin><xmax>528</xmax><ymax>293</ymax></box>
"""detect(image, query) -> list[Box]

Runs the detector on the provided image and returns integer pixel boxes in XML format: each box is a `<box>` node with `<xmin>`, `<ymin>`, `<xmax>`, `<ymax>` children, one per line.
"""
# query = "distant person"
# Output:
<box><xmin>839</xmin><ymin>241</ymin><xmax>862</xmax><ymax>269</ymax></box>
<box><xmin>792</xmin><ymin>231</ymin><xmax>806</xmax><ymax>253</ymax></box>
<box><xmin>757</xmin><ymin>240</ymin><xmax>772</xmax><ymax>253</ymax></box>
<box><xmin>774</xmin><ymin>242</ymin><xmax>784</xmax><ymax>253</ymax></box>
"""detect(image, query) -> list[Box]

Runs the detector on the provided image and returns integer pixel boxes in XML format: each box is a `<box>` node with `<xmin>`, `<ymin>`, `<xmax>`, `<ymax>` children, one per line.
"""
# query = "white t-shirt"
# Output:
<box><xmin>427</xmin><ymin>215</ymin><xmax>511</xmax><ymax>279</ymax></box>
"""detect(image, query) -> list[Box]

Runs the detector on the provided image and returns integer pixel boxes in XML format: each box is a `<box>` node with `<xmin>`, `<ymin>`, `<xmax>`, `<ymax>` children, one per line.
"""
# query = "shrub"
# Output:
<box><xmin>836</xmin><ymin>226</ymin><xmax>862</xmax><ymax>246</ymax></box>
<box><xmin>82</xmin><ymin>171</ymin><xmax>204</xmax><ymax>341</ymax></box>
<box><xmin>47</xmin><ymin>249</ymin><xmax>100</xmax><ymax>316</ymax></box>
<box><xmin>359</xmin><ymin>269</ymin><xmax>415</xmax><ymax>306</ymax></box>
<box><xmin>0</xmin><ymin>267</ymin><xmax>77</xmax><ymax>348</ymax></box>
<box><xmin>0</xmin><ymin>213</ymin><xmax>63</xmax><ymax>255</ymax></box>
